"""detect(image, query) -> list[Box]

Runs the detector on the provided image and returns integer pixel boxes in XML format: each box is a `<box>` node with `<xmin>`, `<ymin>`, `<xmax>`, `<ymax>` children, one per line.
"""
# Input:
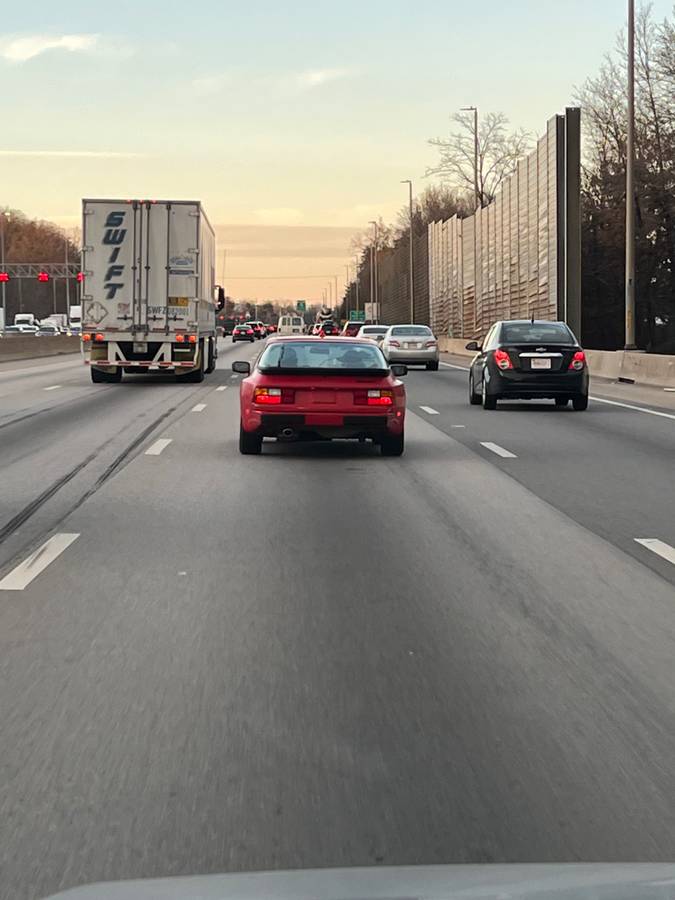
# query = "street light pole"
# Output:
<box><xmin>401</xmin><ymin>181</ymin><xmax>414</xmax><ymax>322</ymax></box>
<box><xmin>625</xmin><ymin>0</ymin><xmax>637</xmax><ymax>349</ymax></box>
<box><xmin>354</xmin><ymin>257</ymin><xmax>360</xmax><ymax>313</ymax></box>
<box><xmin>461</xmin><ymin>106</ymin><xmax>479</xmax><ymax>210</ymax></box>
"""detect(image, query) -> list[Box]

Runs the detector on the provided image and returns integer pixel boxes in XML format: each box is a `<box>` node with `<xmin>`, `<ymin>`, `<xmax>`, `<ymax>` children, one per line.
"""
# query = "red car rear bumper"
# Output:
<box><xmin>242</xmin><ymin>408</ymin><xmax>404</xmax><ymax>438</ymax></box>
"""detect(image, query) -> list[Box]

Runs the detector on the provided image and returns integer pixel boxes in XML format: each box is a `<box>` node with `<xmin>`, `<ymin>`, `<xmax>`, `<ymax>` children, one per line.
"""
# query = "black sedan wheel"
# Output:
<box><xmin>572</xmin><ymin>393</ymin><xmax>589</xmax><ymax>411</ymax></box>
<box><xmin>482</xmin><ymin>378</ymin><xmax>497</xmax><ymax>410</ymax></box>
<box><xmin>469</xmin><ymin>372</ymin><xmax>481</xmax><ymax>405</ymax></box>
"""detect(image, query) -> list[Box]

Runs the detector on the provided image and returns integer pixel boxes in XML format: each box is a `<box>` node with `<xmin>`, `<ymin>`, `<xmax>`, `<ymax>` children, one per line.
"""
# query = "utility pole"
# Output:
<box><xmin>344</xmin><ymin>264</ymin><xmax>351</xmax><ymax>318</ymax></box>
<box><xmin>461</xmin><ymin>106</ymin><xmax>479</xmax><ymax>210</ymax></box>
<box><xmin>0</xmin><ymin>212</ymin><xmax>7</xmax><ymax>329</ymax></box>
<box><xmin>369</xmin><ymin>220</ymin><xmax>379</xmax><ymax>323</ymax></box>
<box><xmin>401</xmin><ymin>181</ymin><xmax>414</xmax><ymax>322</ymax></box>
<box><xmin>64</xmin><ymin>230</ymin><xmax>71</xmax><ymax>313</ymax></box>
<box><xmin>334</xmin><ymin>275</ymin><xmax>338</xmax><ymax>314</ymax></box>
<box><xmin>625</xmin><ymin>0</ymin><xmax>637</xmax><ymax>349</ymax></box>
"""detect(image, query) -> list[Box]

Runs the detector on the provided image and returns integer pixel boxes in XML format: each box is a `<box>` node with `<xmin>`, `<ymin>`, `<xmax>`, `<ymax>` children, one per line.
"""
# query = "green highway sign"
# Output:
<box><xmin>296</xmin><ymin>301</ymin><xmax>306</xmax><ymax>312</ymax></box>
<box><xmin>349</xmin><ymin>310</ymin><xmax>366</xmax><ymax>322</ymax></box>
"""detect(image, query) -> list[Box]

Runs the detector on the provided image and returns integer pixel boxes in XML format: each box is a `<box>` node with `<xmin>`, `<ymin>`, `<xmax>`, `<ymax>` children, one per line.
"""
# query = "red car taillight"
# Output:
<box><xmin>354</xmin><ymin>389</ymin><xmax>394</xmax><ymax>406</ymax></box>
<box><xmin>494</xmin><ymin>348</ymin><xmax>513</xmax><ymax>370</ymax></box>
<box><xmin>388</xmin><ymin>340</ymin><xmax>401</xmax><ymax>348</ymax></box>
<box><xmin>569</xmin><ymin>350</ymin><xmax>586</xmax><ymax>371</ymax></box>
<box><xmin>254</xmin><ymin>387</ymin><xmax>295</xmax><ymax>405</ymax></box>
<box><xmin>425</xmin><ymin>340</ymin><xmax>437</xmax><ymax>348</ymax></box>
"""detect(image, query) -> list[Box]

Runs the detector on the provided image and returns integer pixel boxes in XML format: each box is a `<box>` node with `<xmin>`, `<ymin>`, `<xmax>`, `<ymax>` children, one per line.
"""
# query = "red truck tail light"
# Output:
<box><xmin>82</xmin><ymin>333</ymin><xmax>92</xmax><ymax>341</ymax></box>
<box><xmin>188</xmin><ymin>334</ymin><xmax>197</xmax><ymax>344</ymax></box>
<box><xmin>494</xmin><ymin>348</ymin><xmax>513</xmax><ymax>370</ymax></box>
<box><xmin>94</xmin><ymin>333</ymin><xmax>105</xmax><ymax>342</ymax></box>
<box><xmin>175</xmin><ymin>333</ymin><xmax>185</xmax><ymax>343</ymax></box>
<box><xmin>569</xmin><ymin>350</ymin><xmax>586</xmax><ymax>370</ymax></box>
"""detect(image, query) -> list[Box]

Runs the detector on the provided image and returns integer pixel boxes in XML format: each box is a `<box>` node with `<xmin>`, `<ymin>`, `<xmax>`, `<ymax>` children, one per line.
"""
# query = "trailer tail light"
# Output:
<box><xmin>569</xmin><ymin>350</ymin><xmax>586</xmax><ymax>371</ymax></box>
<box><xmin>188</xmin><ymin>334</ymin><xmax>197</xmax><ymax>344</ymax></box>
<box><xmin>82</xmin><ymin>333</ymin><xmax>92</xmax><ymax>341</ymax></box>
<box><xmin>175</xmin><ymin>334</ymin><xmax>185</xmax><ymax>343</ymax></box>
<box><xmin>94</xmin><ymin>333</ymin><xmax>105</xmax><ymax>342</ymax></box>
<box><xmin>494</xmin><ymin>348</ymin><xmax>513</xmax><ymax>370</ymax></box>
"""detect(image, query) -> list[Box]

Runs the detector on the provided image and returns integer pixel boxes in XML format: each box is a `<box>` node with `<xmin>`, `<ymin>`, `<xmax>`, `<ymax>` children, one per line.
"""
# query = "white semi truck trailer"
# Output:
<box><xmin>80</xmin><ymin>199</ymin><xmax>217</xmax><ymax>383</ymax></box>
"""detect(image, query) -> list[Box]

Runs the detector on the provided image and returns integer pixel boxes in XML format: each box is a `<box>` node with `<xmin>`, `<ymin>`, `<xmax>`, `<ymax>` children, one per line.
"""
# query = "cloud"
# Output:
<box><xmin>295</xmin><ymin>67</ymin><xmax>353</xmax><ymax>89</ymax></box>
<box><xmin>254</xmin><ymin>208</ymin><xmax>305</xmax><ymax>226</ymax></box>
<box><xmin>191</xmin><ymin>73</ymin><xmax>230</xmax><ymax>96</ymax></box>
<box><xmin>0</xmin><ymin>149</ymin><xmax>145</xmax><ymax>158</ymax></box>
<box><xmin>0</xmin><ymin>33</ymin><xmax>98</xmax><ymax>63</ymax></box>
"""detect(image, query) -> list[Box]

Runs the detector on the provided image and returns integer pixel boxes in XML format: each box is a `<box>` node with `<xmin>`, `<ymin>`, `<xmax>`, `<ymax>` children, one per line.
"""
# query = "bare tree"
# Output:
<box><xmin>427</xmin><ymin>111</ymin><xmax>531</xmax><ymax>207</ymax></box>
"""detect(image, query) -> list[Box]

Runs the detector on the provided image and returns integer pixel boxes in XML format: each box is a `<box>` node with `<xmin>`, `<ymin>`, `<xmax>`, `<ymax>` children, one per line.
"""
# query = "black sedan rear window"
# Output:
<box><xmin>501</xmin><ymin>323</ymin><xmax>575</xmax><ymax>344</ymax></box>
<box><xmin>258</xmin><ymin>341</ymin><xmax>387</xmax><ymax>372</ymax></box>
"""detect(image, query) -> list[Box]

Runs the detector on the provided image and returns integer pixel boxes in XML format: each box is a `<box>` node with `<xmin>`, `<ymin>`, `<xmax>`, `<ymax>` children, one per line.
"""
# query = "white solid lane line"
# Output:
<box><xmin>420</xmin><ymin>405</ymin><xmax>440</xmax><ymax>415</ymax></box>
<box><xmin>216</xmin><ymin>386</ymin><xmax>228</xmax><ymax>392</ymax></box>
<box><xmin>440</xmin><ymin>361</ymin><xmax>470</xmax><ymax>371</ymax></box>
<box><xmin>591</xmin><ymin>396</ymin><xmax>675</xmax><ymax>422</ymax></box>
<box><xmin>44</xmin><ymin>385</ymin><xmax>62</xmax><ymax>391</ymax></box>
<box><xmin>0</xmin><ymin>533</ymin><xmax>80</xmax><ymax>591</ymax></box>
<box><xmin>635</xmin><ymin>539</ymin><xmax>675</xmax><ymax>566</ymax></box>
<box><xmin>191</xmin><ymin>403</ymin><xmax>207</xmax><ymax>412</ymax></box>
<box><xmin>480</xmin><ymin>441</ymin><xmax>517</xmax><ymax>459</ymax></box>
<box><xmin>145</xmin><ymin>438</ymin><xmax>173</xmax><ymax>456</ymax></box>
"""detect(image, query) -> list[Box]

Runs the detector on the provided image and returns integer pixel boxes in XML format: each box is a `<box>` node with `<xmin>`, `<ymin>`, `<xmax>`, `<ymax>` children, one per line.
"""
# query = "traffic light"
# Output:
<box><xmin>37</xmin><ymin>271</ymin><xmax>50</xmax><ymax>283</ymax></box>
<box><xmin>0</xmin><ymin>272</ymin><xmax>9</xmax><ymax>283</ymax></box>
<box><xmin>77</xmin><ymin>272</ymin><xmax>84</xmax><ymax>283</ymax></box>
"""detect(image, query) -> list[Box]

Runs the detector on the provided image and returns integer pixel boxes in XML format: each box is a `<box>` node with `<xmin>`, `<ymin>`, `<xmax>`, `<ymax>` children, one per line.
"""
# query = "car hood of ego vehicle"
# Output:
<box><xmin>44</xmin><ymin>864</ymin><xmax>675</xmax><ymax>900</ymax></box>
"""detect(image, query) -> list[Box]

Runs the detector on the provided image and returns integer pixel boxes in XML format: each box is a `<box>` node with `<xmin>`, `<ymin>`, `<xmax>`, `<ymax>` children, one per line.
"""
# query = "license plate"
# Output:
<box><xmin>531</xmin><ymin>358</ymin><xmax>551</xmax><ymax>369</ymax></box>
<box><xmin>312</xmin><ymin>390</ymin><xmax>336</xmax><ymax>404</ymax></box>
<box><xmin>403</xmin><ymin>342</ymin><xmax>420</xmax><ymax>349</ymax></box>
<box><xmin>133</xmin><ymin>341</ymin><xmax>147</xmax><ymax>353</ymax></box>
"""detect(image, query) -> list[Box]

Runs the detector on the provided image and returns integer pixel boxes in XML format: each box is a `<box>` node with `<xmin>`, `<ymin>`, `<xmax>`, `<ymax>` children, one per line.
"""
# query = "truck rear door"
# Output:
<box><xmin>82</xmin><ymin>200</ymin><xmax>200</xmax><ymax>336</ymax></box>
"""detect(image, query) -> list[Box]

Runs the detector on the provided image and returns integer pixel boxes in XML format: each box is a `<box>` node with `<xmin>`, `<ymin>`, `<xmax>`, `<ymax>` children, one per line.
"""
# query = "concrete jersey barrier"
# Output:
<box><xmin>0</xmin><ymin>335</ymin><xmax>81</xmax><ymax>363</ymax></box>
<box><xmin>437</xmin><ymin>337</ymin><xmax>675</xmax><ymax>389</ymax></box>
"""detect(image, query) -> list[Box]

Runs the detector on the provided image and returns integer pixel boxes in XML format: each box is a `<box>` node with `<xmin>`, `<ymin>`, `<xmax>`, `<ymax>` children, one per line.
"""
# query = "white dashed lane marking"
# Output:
<box><xmin>145</xmin><ymin>439</ymin><xmax>173</xmax><ymax>456</ymax></box>
<box><xmin>480</xmin><ymin>441</ymin><xmax>517</xmax><ymax>459</ymax></box>
<box><xmin>191</xmin><ymin>403</ymin><xmax>207</xmax><ymax>412</ymax></box>
<box><xmin>44</xmin><ymin>385</ymin><xmax>61</xmax><ymax>391</ymax></box>
<box><xmin>635</xmin><ymin>539</ymin><xmax>675</xmax><ymax>566</ymax></box>
<box><xmin>0</xmin><ymin>533</ymin><xmax>80</xmax><ymax>591</ymax></box>
<box><xmin>420</xmin><ymin>406</ymin><xmax>439</xmax><ymax>415</ymax></box>
<box><xmin>216</xmin><ymin>386</ymin><xmax>228</xmax><ymax>392</ymax></box>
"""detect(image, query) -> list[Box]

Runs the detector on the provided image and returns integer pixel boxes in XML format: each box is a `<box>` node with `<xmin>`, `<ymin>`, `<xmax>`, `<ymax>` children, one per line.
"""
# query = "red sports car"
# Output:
<box><xmin>232</xmin><ymin>336</ymin><xmax>407</xmax><ymax>456</ymax></box>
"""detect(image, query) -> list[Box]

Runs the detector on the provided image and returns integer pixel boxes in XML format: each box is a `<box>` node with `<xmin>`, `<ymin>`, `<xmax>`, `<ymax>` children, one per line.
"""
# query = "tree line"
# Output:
<box><xmin>342</xmin><ymin>4</ymin><xmax>675</xmax><ymax>353</ymax></box>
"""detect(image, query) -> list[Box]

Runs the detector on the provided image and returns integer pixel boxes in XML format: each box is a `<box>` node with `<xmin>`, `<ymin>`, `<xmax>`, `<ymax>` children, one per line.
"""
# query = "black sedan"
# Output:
<box><xmin>467</xmin><ymin>319</ymin><xmax>589</xmax><ymax>410</ymax></box>
<box><xmin>232</xmin><ymin>324</ymin><xmax>256</xmax><ymax>343</ymax></box>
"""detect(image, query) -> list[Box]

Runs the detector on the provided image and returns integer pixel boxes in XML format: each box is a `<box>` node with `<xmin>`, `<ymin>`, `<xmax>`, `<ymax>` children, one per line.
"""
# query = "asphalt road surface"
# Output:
<box><xmin>1</xmin><ymin>341</ymin><xmax>675</xmax><ymax>900</ymax></box>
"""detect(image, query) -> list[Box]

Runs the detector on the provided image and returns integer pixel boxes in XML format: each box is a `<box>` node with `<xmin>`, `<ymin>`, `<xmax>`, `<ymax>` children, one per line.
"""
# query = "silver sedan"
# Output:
<box><xmin>382</xmin><ymin>325</ymin><xmax>439</xmax><ymax>370</ymax></box>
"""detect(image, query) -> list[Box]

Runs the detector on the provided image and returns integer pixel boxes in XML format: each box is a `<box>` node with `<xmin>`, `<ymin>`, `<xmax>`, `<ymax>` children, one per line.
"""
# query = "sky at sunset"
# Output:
<box><xmin>1</xmin><ymin>0</ymin><xmax>669</xmax><ymax>301</ymax></box>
